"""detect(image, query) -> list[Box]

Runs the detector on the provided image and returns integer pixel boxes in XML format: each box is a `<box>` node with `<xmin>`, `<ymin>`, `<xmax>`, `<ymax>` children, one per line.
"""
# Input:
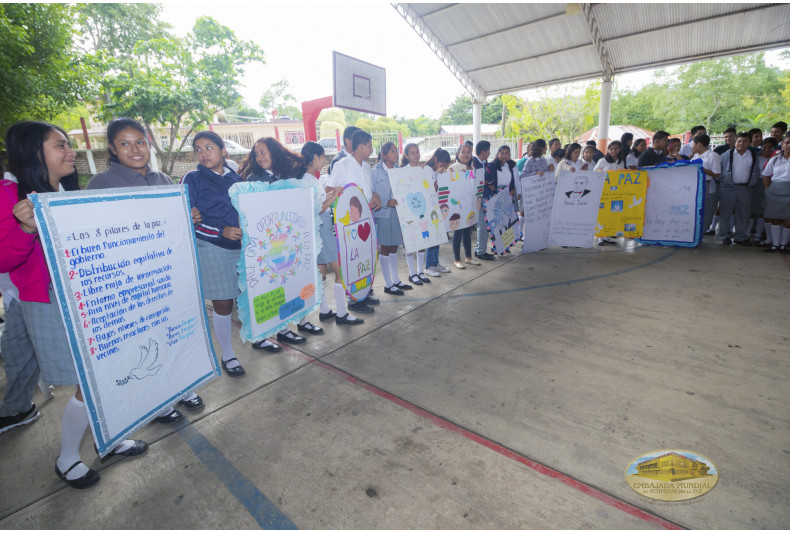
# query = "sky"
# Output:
<box><xmin>160</xmin><ymin>1</ymin><xmax>790</xmax><ymax>121</ymax></box>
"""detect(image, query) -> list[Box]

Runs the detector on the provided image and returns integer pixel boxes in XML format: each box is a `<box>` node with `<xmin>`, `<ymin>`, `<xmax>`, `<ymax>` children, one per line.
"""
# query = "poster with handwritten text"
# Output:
<box><xmin>333</xmin><ymin>184</ymin><xmax>378</xmax><ymax>301</ymax></box>
<box><xmin>638</xmin><ymin>162</ymin><xmax>705</xmax><ymax>247</ymax></box>
<box><xmin>231</xmin><ymin>180</ymin><xmax>321</xmax><ymax>341</ymax></box>
<box><xmin>520</xmin><ymin>173</ymin><xmax>556</xmax><ymax>253</ymax></box>
<box><xmin>548</xmin><ymin>171</ymin><xmax>606</xmax><ymax>248</ymax></box>
<box><xmin>483</xmin><ymin>189</ymin><xmax>519</xmax><ymax>254</ymax></box>
<box><xmin>436</xmin><ymin>169</ymin><xmax>485</xmax><ymax>231</ymax></box>
<box><xmin>31</xmin><ymin>186</ymin><xmax>219</xmax><ymax>457</ymax></box>
<box><xmin>595</xmin><ymin>169</ymin><xmax>648</xmax><ymax>238</ymax></box>
<box><xmin>387</xmin><ymin>166</ymin><xmax>449</xmax><ymax>253</ymax></box>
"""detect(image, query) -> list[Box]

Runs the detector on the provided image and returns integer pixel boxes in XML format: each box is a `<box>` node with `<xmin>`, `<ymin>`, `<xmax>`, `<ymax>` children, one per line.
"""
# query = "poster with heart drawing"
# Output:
<box><xmin>334</xmin><ymin>184</ymin><xmax>378</xmax><ymax>301</ymax></box>
<box><xmin>387</xmin><ymin>165</ymin><xmax>449</xmax><ymax>254</ymax></box>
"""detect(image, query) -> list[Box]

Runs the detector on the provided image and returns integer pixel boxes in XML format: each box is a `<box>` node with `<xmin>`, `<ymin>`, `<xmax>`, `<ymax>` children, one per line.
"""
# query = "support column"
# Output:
<box><xmin>473</xmin><ymin>99</ymin><xmax>484</xmax><ymax>146</ymax></box>
<box><xmin>597</xmin><ymin>77</ymin><xmax>613</xmax><ymax>153</ymax></box>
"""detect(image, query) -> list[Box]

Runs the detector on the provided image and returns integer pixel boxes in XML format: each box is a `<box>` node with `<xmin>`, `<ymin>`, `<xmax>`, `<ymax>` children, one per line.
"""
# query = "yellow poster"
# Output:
<box><xmin>595</xmin><ymin>169</ymin><xmax>648</xmax><ymax>238</ymax></box>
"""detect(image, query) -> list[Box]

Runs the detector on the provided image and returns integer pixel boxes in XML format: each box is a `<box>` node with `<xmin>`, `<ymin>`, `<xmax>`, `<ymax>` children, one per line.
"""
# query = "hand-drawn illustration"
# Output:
<box><xmin>256</xmin><ymin>218</ymin><xmax>305</xmax><ymax>286</ymax></box>
<box><xmin>116</xmin><ymin>338</ymin><xmax>162</xmax><ymax>386</ymax></box>
<box><xmin>436</xmin><ymin>170</ymin><xmax>485</xmax><ymax>232</ymax></box>
<box><xmin>549</xmin><ymin>171</ymin><xmax>607</xmax><ymax>248</ymax></box>
<box><xmin>483</xmin><ymin>190</ymin><xmax>519</xmax><ymax>254</ymax></box>
<box><xmin>596</xmin><ymin>169</ymin><xmax>647</xmax><ymax>238</ymax></box>
<box><xmin>564</xmin><ymin>176</ymin><xmax>592</xmax><ymax>199</ymax></box>
<box><xmin>388</xmin><ymin>166</ymin><xmax>448</xmax><ymax>253</ymax></box>
<box><xmin>335</xmin><ymin>184</ymin><xmax>377</xmax><ymax>301</ymax></box>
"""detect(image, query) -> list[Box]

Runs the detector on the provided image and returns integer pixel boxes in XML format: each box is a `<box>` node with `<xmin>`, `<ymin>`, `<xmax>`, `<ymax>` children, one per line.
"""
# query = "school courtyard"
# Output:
<box><xmin>0</xmin><ymin>234</ymin><xmax>788</xmax><ymax>529</ymax></box>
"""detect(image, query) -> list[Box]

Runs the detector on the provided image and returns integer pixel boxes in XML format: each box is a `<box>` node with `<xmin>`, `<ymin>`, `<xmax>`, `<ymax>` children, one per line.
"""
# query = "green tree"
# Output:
<box><xmin>439</xmin><ymin>94</ymin><xmax>504</xmax><ymax>125</ymax></box>
<box><xmin>97</xmin><ymin>16</ymin><xmax>265</xmax><ymax>175</ymax></box>
<box><xmin>0</xmin><ymin>4</ymin><xmax>92</xmax><ymax>137</ymax></box>
<box><xmin>259</xmin><ymin>79</ymin><xmax>302</xmax><ymax>120</ymax></box>
<box><xmin>503</xmin><ymin>86</ymin><xmax>597</xmax><ymax>143</ymax></box>
<box><xmin>77</xmin><ymin>3</ymin><xmax>171</xmax><ymax>56</ymax></box>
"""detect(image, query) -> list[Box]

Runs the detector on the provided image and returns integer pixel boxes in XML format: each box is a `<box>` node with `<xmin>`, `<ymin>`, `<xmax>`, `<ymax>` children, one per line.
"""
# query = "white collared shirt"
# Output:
<box><xmin>694</xmin><ymin>149</ymin><xmax>722</xmax><ymax>193</ymax></box>
<box><xmin>327</xmin><ymin>155</ymin><xmax>372</xmax><ymax>199</ymax></box>
<box><xmin>763</xmin><ymin>153</ymin><xmax>790</xmax><ymax>183</ymax></box>
<box><xmin>593</xmin><ymin>158</ymin><xmax>624</xmax><ymax>172</ymax></box>
<box><xmin>731</xmin><ymin>150</ymin><xmax>753</xmax><ymax>184</ymax></box>
<box><xmin>679</xmin><ymin>141</ymin><xmax>694</xmax><ymax>157</ymax></box>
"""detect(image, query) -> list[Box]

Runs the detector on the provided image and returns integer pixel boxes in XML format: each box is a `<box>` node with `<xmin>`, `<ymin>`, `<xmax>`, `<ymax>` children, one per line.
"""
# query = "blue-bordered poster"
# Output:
<box><xmin>230</xmin><ymin>179</ymin><xmax>322</xmax><ymax>342</ymax></box>
<box><xmin>31</xmin><ymin>185</ymin><xmax>219</xmax><ymax>457</ymax></box>
<box><xmin>637</xmin><ymin>161</ymin><xmax>705</xmax><ymax>247</ymax></box>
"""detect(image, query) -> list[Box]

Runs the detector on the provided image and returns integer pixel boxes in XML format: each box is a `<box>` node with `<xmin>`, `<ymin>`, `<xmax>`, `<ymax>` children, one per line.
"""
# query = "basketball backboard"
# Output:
<box><xmin>333</xmin><ymin>51</ymin><xmax>386</xmax><ymax>116</ymax></box>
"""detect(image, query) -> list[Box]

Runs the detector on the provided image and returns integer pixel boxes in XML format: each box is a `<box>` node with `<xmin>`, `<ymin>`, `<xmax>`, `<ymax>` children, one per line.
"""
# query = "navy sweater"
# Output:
<box><xmin>182</xmin><ymin>164</ymin><xmax>243</xmax><ymax>250</ymax></box>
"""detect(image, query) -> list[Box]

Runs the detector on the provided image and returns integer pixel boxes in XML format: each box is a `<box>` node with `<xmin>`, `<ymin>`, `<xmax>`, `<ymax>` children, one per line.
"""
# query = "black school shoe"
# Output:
<box><xmin>384</xmin><ymin>286</ymin><xmax>404</xmax><ymax>296</ymax></box>
<box><xmin>336</xmin><ymin>313</ymin><xmax>364</xmax><ymax>326</ymax></box>
<box><xmin>180</xmin><ymin>396</ymin><xmax>204</xmax><ymax>410</ymax></box>
<box><xmin>252</xmin><ymin>340</ymin><xmax>282</xmax><ymax>352</ymax></box>
<box><xmin>155</xmin><ymin>409</ymin><xmax>184</xmax><ymax>424</ymax></box>
<box><xmin>277</xmin><ymin>330</ymin><xmax>306</xmax><ymax>344</ymax></box>
<box><xmin>475</xmin><ymin>252</ymin><xmax>495</xmax><ymax>261</ymax></box>
<box><xmin>348</xmin><ymin>300</ymin><xmax>374</xmax><ymax>313</ymax></box>
<box><xmin>0</xmin><ymin>404</ymin><xmax>40</xmax><ymax>434</ymax></box>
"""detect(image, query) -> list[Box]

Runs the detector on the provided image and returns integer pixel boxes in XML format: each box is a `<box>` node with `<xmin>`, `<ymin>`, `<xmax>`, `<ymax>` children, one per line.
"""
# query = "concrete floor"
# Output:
<box><xmin>1</xmin><ymin>234</ymin><xmax>788</xmax><ymax>529</ymax></box>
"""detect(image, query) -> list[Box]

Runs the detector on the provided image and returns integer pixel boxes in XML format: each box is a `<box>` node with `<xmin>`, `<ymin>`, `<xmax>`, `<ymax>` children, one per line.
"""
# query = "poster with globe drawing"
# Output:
<box><xmin>230</xmin><ymin>180</ymin><xmax>321</xmax><ymax>343</ymax></box>
<box><xmin>387</xmin><ymin>165</ymin><xmax>449</xmax><ymax>253</ymax></box>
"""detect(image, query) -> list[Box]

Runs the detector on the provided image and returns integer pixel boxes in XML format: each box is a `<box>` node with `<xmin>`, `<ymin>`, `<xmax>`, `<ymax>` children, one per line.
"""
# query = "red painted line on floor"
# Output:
<box><xmin>302</xmin><ymin>355</ymin><xmax>683</xmax><ymax>530</ymax></box>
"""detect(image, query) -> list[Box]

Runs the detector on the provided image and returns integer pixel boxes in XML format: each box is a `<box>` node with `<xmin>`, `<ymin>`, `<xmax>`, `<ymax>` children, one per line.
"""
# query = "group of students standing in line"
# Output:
<box><xmin>2</xmin><ymin>115</ymin><xmax>790</xmax><ymax>490</ymax></box>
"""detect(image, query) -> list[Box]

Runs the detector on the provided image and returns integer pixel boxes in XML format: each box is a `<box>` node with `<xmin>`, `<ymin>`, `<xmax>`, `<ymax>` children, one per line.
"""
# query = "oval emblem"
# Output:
<box><xmin>625</xmin><ymin>450</ymin><xmax>718</xmax><ymax>502</ymax></box>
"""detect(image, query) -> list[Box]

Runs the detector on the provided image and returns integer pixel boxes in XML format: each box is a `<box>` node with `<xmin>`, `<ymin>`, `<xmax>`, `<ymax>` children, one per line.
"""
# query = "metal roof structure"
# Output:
<box><xmin>392</xmin><ymin>3</ymin><xmax>790</xmax><ymax>101</ymax></box>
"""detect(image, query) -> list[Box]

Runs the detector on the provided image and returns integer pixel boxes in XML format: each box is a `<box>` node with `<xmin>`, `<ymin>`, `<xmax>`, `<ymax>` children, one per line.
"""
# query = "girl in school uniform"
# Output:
<box><xmin>87</xmin><ymin>117</ymin><xmax>203</xmax><ymax>423</ymax></box>
<box><xmin>181</xmin><ymin>131</ymin><xmax>247</xmax><ymax>376</ymax></box>
<box><xmin>761</xmin><ymin>135</ymin><xmax>790</xmax><ymax>253</ymax></box>
<box><xmin>371</xmin><ymin>142</ymin><xmax>412</xmax><ymax>296</ymax></box>
<box><xmin>1</xmin><ymin>121</ymin><xmax>147</xmax><ymax>489</ymax></box>
<box><xmin>555</xmin><ymin>143</ymin><xmax>584</xmax><ymax>176</ymax></box>
<box><xmin>399</xmin><ymin>143</ymin><xmax>431</xmax><ymax>286</ymax></box>
<box><xmin>448</xmin><ymin>143</ymin><xmax>482</xmax><ymax>269</ymax></box>
<box><xmin>594</xmin><ymin>141</ymin><xmax>625</xmax><ymax>245</ymax></box>
<box><xmin>424</xmin><ymin>148</ymin><xmax>453</xmax><ymax>272</ymax></box>
<box><xmin>626</xmin><ymin>139</ymin><xmax>646</xmax><ymax>169</ymax></box>
<box><xmin>593</xmin><ymin>141</ymin><xmax>625</xmax><ymax>172</ymax></box>
<box><xmin>240</xmin><ymin>137</ymin><xmax>325</xmax><ymax>339</ymax></box>
<box><xmin>300</xmin><ymin>141</ymin><xmax>363</xmax><ymax>325</ymax></box>
<box><xmin>580</xmin><ymin>145</ymin><xmax>596</xmax><ymax>171</ymax></box>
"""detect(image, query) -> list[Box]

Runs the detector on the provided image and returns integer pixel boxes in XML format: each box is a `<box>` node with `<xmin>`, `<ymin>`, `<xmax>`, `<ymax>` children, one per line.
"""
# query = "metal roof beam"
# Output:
<box><xmin>581</xmin><ymin>3</ymin><xmax>614</xmax><ymax>80</ymax></box>
<box><xmin>421</xmin><ymin>3</ymin><xmax>461</xmax><ymax>19</ymax></box>
<box><xmin>466</xmin><ymin>43</ymin><xmax>594</xmax><ymax>74</ymax></box>
<box><xmin>445</xmin><ymin>11</ymin><xmax>567</xmax><ymax>48</ymax></box>
<box><xmin>602</xmin><ymin>3</ymin><xmax>783</xmax><ymax>45</ymax></box>
<box><xmin>391</xmin><ymin>3</ymin><xmax>485</xmax><ymax>101</ymax></box>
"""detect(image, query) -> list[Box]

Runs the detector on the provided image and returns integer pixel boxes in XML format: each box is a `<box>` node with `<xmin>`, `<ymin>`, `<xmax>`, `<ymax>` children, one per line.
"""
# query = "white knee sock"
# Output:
<box><xmin>380</xmin><ymin>254</ymin><xmax>393</xmax><ymax>288</ymax></box>
<box><xmin>756</xmin><ymin>218</ymin><xmax>765</xmax><ymax>238</ymax></box>
<box><xmin>57</xmin><ymin>396</ymin><xmax>90</xmax><ymax>480</ymax></box>
<box><xmin>765</xmin><ymin>223</ymin><xmax>774</xmax><ymax>244</ymax></box>
<box><xmin>710</xmin><ymin>214</ymin><xmax>719</xmax><ymax>231</ymax></box>
<box><xmin>388</xmin><ymin>253</ymin><xmax>402</xmax><ymax>284</ymax></box>
<box><xmin>405</xmin><ymin>253</ymin><xmax>416</xmax><ymax>276</ymax></box>
<box><xmin>334</xmin><ymin>283</ymin><xmax>351</xmax><ymax>318</ymax></box>
<box><xmin>729</xmin><ymin>215</ymin><xmax>735</xmax><ymax>233</ymax></box>
<box><xmin>771</xmin><ymin>224</ymin><xmax>782</xmax><ymax>246</ymax></box>
<box><xmin>212</xmin><ymin>312</ymin><xmax>238</xmax><ymax>369</ymax></box>
<box><xmin>782</xmin><ymin>227</ymin><xmax>790</xmax><ymax>246</ymax></box>
<box><xmin>319</xmin><ymin>297</ymin><xmax>330</xmax><ymax>314</ymax></box>
<box><xmin>417</xmin><ymin>251</ymin><xmax>425</xmax><ymax>274</ymax></box>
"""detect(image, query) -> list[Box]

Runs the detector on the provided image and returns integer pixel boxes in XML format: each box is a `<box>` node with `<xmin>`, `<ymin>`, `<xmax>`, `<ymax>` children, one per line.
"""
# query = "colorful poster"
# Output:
<box><xmin>436</xmin><ymin>169</ymin><xmax>485</xmax><ymax>231</ymax></box>
<box><xmin>520</xmin><ymin>173</ymin><xmax>556</xmax><ymax>253</ymax></box>
<box><xmin>483</xmin><ymin>189</ymin><xmax>519</xmax><ymax>254</ymax></box>
<box><xmin>334</xmin><ymin>184</ymin><xmax>378</xmax><ymax>301</ymax></box>
<box><xmin>31</xmin><ymin>186</ymin><xmax>218</xmax><ymax>457</ymax></box>
<box><xmin>230</xmin><ymin>179</ymin><xmax>321</xmax><ymax>342</ymax></box>
<box><xmin>387</xmin><ymin>165</ymin><xmax>449</xmax><ymax>253</ymax></box>
<box><xmin>638</xmin><ymin>161</ymin><xmax>705</xmax><ymax>247</ymax></box>
<box><xmin>548</xmin><ymin>171</ymin><xmax>606</xmax><ymax>248</ymax></box>
<box><xmin>595</xmin><ymin>169</ymin><xmax>648</xmax><ymax>238</ymax></box>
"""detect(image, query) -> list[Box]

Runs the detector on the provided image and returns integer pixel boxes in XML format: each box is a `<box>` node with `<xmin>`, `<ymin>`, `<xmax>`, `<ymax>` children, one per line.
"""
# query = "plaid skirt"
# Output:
<box><xmin>375</xmin><ymin>214</ymin><xmax>403</xmax><ymax>247</ymax></box>
<box><xmin>764</xmin><ymin>181</ymin><xmax>790</xmax><ymax>219</ymax></box>
<box><xmin>317</xmin><ymin>211</ymin><xmax>339</xmax><ymax>264</ymax></box>
<box><xmin>19</xmin><ymin>290</ymin><xmax>77</xmax><ymax>386</ymax></box>
<box><xmin>196</xmin><ymin>239</ymin><xmax>241</xmax><ymax>300</ymax></box>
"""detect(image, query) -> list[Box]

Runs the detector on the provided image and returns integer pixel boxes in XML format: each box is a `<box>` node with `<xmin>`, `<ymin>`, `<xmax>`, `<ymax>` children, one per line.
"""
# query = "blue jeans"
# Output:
<box><xmin>425</xmin><ymin>246</ymin><xmax>440</xmax><ymax>268</ymax></box>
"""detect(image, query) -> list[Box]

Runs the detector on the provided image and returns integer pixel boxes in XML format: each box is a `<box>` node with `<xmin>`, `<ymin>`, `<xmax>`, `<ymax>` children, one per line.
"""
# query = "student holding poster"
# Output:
<box><xmin>182</xmin><ymin>132</ymin><xmax>247</xmax><ymax>376</ymax></box>
<box><xmin>372</xmin><ymin>142</ymin><xmax>412</xmax><ymax>296</ymax></box>
<box><xmin>424</xmin><ymin>149</ymin><xmax>453</xmax><ymax>276</ymax></box>
<box><xmin>87</xmin><ymin>118</ymin><xmax>204</xmax><ymax>424</ymax></box>
<box><xmin>447</xmin><ymin>144</ymin><xmax>482</xmax><ymax>269</ymax></box>
<box><xmin>1</xmin><ymin>122</ymin><xmax>148</xmax><ymax>489</ymax></box>
<box><xmin>398</xmin><ymin>143</ymin><xmax>432</xmax><ymax>285</ymax></box>
<box><xmin>594</xmin><ymin>141</ymin><xmax>625</xmax><ymax>245</ymax></box>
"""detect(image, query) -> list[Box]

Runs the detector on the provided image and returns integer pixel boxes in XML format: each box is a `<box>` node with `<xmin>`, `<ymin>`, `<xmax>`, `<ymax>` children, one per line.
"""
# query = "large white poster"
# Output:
<box><xmin>230</xmin><ymin>180</ymin><xmax>321</xmax><ymax>341</ymax></box>
<box><xmin>638</xmin><ymin>163</ymin><xmax>705</xmax><ymax>247</ymax></box>
<box><xmin>520</xmin><ymin>173</ymin><xmax>556</xmax><ymax>253</ymax></box>
<box><xmin>32</xmin><ymin>186</ymin><xmax>219</xmax><ymax>457</ymax></box>
<box><xmin>548</xmin><ymin>171</ymin><xmax>606</xmax><ymax>248</ymax></box>
<box><xmin>334</xmin><ymin>184</ymin><xmax>378</xmax><ymax>301</ymax></box>
<box><xmin>387</xmin><ymin>165</ymin><xmax>448</xmax><ymax>253</ymax></box>
<box><xmin>436</xmin><ymin>169</ymin><xmax>485</xmax><ymax>231</ymax></box>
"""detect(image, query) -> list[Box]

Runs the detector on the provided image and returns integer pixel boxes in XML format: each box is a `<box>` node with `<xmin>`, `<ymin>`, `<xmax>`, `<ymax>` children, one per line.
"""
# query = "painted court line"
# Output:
<box><xmin>178</xmin><ymin>424</ymin><xmax>297</xmax><ymax>529</ymax></box>
<box><xmin>302</xmin><ymin>356</ymin><xmax>684</xmax><ymax>530</ymax></box>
